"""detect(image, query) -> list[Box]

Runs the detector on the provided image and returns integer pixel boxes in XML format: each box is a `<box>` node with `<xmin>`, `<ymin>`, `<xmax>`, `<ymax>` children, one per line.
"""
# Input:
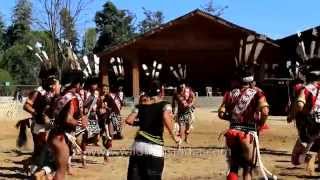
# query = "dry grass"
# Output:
<box><xmin>0</xmin><ymin>106</ymin><xmax>315</xmax><ymax>180</ymax></box>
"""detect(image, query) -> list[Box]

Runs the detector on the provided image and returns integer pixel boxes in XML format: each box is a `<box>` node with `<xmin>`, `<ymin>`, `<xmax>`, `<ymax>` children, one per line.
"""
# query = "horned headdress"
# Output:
<box><xmin>142</xmin><ymin>60</ymin><xmax>163</xmax><ymax>80</ymax></box>
<box><xmin>82</xmin><ymin>54</ymin><xmax>100</xmax><ymax>87</ymax></box>
<box><xmin>170</xmin><ymin>64</ymin><xmax>187</xmax><ymax>85</ymax></box>
<box><xmin>57</xmin><ymin>39</ymin><xmax>85</xmax><ymax>87</ymax></box>
<box><xmin>27</xmin><ymin>41</ymin><xmax>59</xmax><ymax>90</ymax></box>
<box><xmin>141</xmin><ymin>60</ymin><xmax>164</xmax><ymax>97</ymax></box>
<box><xmin>109</xmin><ymin>57</ymin><xmax>125</xmax><ymax>91</ymax></box>
<box><xmin>234</xmin><ymin>34</ymin><xmax>266</xmax><ymax>83</ymax></box>
<box><xmin>293</xmin><ymin>28</ymin><xmax>320</xmax><ymax>80</ymax></box>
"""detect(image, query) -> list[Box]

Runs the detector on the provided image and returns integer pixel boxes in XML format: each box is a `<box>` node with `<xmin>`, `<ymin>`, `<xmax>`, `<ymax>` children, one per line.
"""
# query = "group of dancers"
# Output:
<box><xmin>19</xmin><ymin>68</ymin><xmax>127</xmax><ymax>180</ymax></box>
<box><xmin>15</xmin><ymin>29</ymin><xmax>320</xmax><ymax>180</ymax></box>
<box><xmin>15</xmin><ymin>46</ymin><xmax>196</xmax><ymax>179</ymax></box>
<box><xmin>217</xmin><ymin>29</ymin><xmax>320</xmax><ymax>180</ymax></box>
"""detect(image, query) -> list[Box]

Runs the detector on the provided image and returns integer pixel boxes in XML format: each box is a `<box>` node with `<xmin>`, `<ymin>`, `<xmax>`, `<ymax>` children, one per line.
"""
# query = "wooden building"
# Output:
<box><xmin>99</xmin><ymin>9</ymin><xmax>281</xmax><ymax>97</ymax></box>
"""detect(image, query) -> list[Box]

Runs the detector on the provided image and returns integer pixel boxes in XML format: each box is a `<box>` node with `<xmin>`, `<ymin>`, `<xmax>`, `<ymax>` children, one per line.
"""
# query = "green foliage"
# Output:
<box><xmin>60</xmin><ymin>7</ymin><xmax>78</xmax><ymax>48</ymax></box>
<box><xmin>0</xmin><ymin>68</ymin><xmax>14</xmax><ymax>96</ymax></box>
<box><xmin>83</xmin><ymin>28</ymin><xmax>97</xmax><ymax>54</ymax></box>
<box><xmin>2</xmin><ymin>43</ymin><xmax>40</xmax><ymax>85</ymax></box>
<box><xmin>0</xmin><ymin>15</ymin><xmax>5</xmax><ymax>52</ymax></box>
<box><xmin>6</xmin><ymin>0</ymin><xmax>32</xmax><ymax>47</ymax></box>
<box><xmin>0</xmin><ymin>31</ymin><xmax>52</xmax><ymax>85</ymax></box>
<box><xmin>0</xmin><ymin>68</ymin><xmax>13</xmax><ymax>83</ymax></box>
<box><xmin>12</xmin><ymin>0</ymin><xmax>32</xmax><ymax>29</ymax></box>
<box><xmin>6</xmin><ymin>23</ymin><xmax>29</xmax><ymax>47</ymax></box>
<box><xmin>138</xmin><ymin>8</ymin><xmax>164</xmax><ymax>33</ymax></box>
<box><xmin>94</xmin><ymin>1</ymin><xmax>135</xmax><ymax>53</ymax></box>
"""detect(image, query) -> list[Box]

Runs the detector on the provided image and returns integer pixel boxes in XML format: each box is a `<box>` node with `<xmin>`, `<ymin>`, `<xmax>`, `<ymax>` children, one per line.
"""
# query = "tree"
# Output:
<box><xmin>83</xmin><ymin>27</ymin><xmax>96</xmax><ymax>54</ymax></box>
<box><xmin>201</xmin><ymin>0</ymin><xmax>228</xmax><ymax>16</ymax></box>
<box><xmin>6</xmin><ymin>0</ymin><xmax>33</xmax><ymax>46</ymax></box>
<box><xmin>34</xmin><ymin>0</ymin><xmax>93</xmax><ymax>67</ymax></box>
<box><xmin>12</xmin><ymin>0</ymin><xmax>32</xmax><ymax>29</ymax></box>
<box><xmin>0</xmin><ymin>14</ymin><xmax>5</xmax><ymax>52</ymax></box>
<box><xmin>0</xmin><ymin>31</ymin><xmax>52</xmax><ymax>85</ymax></box>
<box><xmin>60</xmin><ymin>7</ymin><xmax>78</xmax><ymax>47</ymax></box>
<box><xmin>138</xmin><ymin>8</ymin><xmax>164</xmax><ymax>33</ymax></box>
<box><xmin>2</xmin><ymin>44</ymin><xmax>37</xmax><ymax>84</ymax></box>
<box><xmin>94</xmin><ymin>1</ymin><xmax>135</xmax><ymax>53</ymax></box>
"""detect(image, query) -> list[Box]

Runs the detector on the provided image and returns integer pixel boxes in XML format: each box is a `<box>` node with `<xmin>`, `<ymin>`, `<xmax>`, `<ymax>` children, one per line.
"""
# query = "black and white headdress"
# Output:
<box><xmin>170</xmin><ymin>64</ymin><xmax>187</xmax><ymax>84</ymax></box>
<box><xmin>108</xmin><ymin>57</ymin><xmax>125</xmax><ymax>90</ymax></box>
<box><xmin>82</xmin><ymin>54</ymin><xmax>100</xmax><ymax>87</ymax></box>
<box><xmin>27</xmin><ymin>41</ymin><xmax>57</xmax><ymax>79</ymax></box>
<box><xmin>294</xmin><ymin>28</ymin><xmax>320</xmax><ymax>78</ymax></box>
<box><xmin>110</xmin><ymin>57</ymin><xmax>125</xmax><ymax>78</ymax></box>
<box><xmin>234</xmin><ymin>34</ymin><xmax>266</xmax><ymax>83</ymax></box>
<box><xmin>141</xmin><ymin>60</ymin><xmax>163</xmax><ymax>96</ymax></box>
<box><xmin>142</xmin><ymin>60</ymin><xmax>163</xmax><ymax>79</ymax></box>
<box><xmin>57</xmin><ymin>40</ymin><xmax>85</xmax><ymax>87</ymax></box>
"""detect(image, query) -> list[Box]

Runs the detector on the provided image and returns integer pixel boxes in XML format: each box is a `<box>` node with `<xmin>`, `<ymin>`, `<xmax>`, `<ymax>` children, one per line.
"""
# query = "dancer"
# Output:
<box><xmin>172</xmin><ymin>81</ymin><xmax>195</xmax><ymax>145</ymax></box>
<box><xmin>218</xmin><ymin>35</ymin><xmax>275</xmax><ymax>180</ymax></box>
<box><xmin>126</xmin><ymin>80</ymin><xmax>180</xmax><ymax>180</ymax></box>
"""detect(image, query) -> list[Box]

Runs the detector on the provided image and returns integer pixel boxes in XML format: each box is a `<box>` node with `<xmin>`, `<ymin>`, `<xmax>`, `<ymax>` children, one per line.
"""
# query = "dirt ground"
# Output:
<box><xmin>0</xmin><ymin>107</ymin><xmax>318</xmax><ymax>180</ymax></box>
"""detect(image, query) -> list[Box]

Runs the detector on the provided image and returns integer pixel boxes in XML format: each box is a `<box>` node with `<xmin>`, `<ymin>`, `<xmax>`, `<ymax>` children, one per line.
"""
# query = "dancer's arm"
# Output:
<box><xmin>187</xmin><ymin>89</ymin><xmax>195</xmax><ymax>107</ymax></box>
<box><xmin>23</xmin><ymin>91</ymin><xmax>37</xmax><ymax>116</ymax></box>
<box><xmin>125</xmin><ymin>111</ymin><xmax>138</xmax><ymax>126</ymax></box>
<box><xmin>65</xmin><ymin>99</ymin><xmax>87</xmax><ymax>128</ymax></box>
<box><xmin>172</xmin><ymin>92</ymin><xmax>178</xmax><ymax>114</ymax></box>
<box><xmin>258</xmin><ymin>96</ymin><xmax>269</xmax><ymax>127</ymax></box>
<box><xmin>218</xmin><ymin>92</ymin><xmax>230</xmax><ymax>120</ymax></box>
<box><xmin>296</xmin><ymin>88</ymin><xmax>306</xmax><ymax>112</ymax></box>
<box><xmin>218</xmin><ymin>103</ymin><xmax>228</xmax><ymax>120</ymax></box>
<box><xmin>163</xmin><ymin>104</ymin><xmax>180</xmax><ymax>143</ymax></box>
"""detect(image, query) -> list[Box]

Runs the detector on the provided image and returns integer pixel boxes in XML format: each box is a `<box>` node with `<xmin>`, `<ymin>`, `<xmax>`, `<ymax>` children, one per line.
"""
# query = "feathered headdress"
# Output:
<box><xmin>234</xmin><ymin>34</ymin><xmax>266</xmax><ymax>82</ymax></box>
<box><xmin>109</xmin><ymin>57</ymin><xmax>125</xmax><ymax>90</ymax></box>
<box><xmin>27</xmin><ymin>41</ymin><xmax>57</xmax><ymax>80</ymax></box>
<box><xmin>57</xmin><ymin>39</ymin><xmax>84</xmax><ymax>87</ymax></box>
<box><xmin>142</xmin><ymin>60</ymin><xmax>163</xmax><ymax>80</ymax></box>
<box><xmin>293</xmin><ymin>28</ymin><xmax>320</xmax><ymax>79</ymax></box>
<box><xmin>170</xmin><ymin>64</ymin><xmax>187</xmax><ymax>85</ymax></box>
<box><xmin>141</xmin><ymin>60</ymin><xmax>163</xmax><ymax>95</ymax></box>
<box><xmin>82</xmin><ymin>54</ymin><xmax>100</xmax><ymax>87</ymax></box>
<box><xmin>58</xmin><ymin>40</ymin><xmax>82</xmax><ymax>72</ymax></box>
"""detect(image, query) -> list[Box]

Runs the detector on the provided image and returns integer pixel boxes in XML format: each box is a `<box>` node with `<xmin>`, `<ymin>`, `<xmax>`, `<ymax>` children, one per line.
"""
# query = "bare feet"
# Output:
<box><xmin>33</xmin><ymin>170</ymin><xmax>46</xmax><ymax>180</ymax></box>
<box><xmin>81</xmin><ymin>155</ymin><xmax>87</xmax><ymax>168</ymax></box>
<box><xmin>82</xmin><ymin>160</ymin><xmax>87</xmax><ymax>168</ymax></box>
<box><xmin>67</xmin><ymin>165</ymin><xmax>75</xmax><ymax>176</ymax></box>
<box><xmin>306</xmin><ymin>154</ymin><xmax>316</xmax><ymax>176</ymax></box>
<box><xmin>177</xmin><ymin>139</ymin><xmax>182</xmax><ymax>149</ymax></box>
<box><xmin>103</xmin><ymin>155</ymin><xmax>109</xmax><ymax>164</ymax></box>
<box><xmin>184</xmin><ymin>136</ymin><xmax>190</xmax><ymax>144</ymax></box>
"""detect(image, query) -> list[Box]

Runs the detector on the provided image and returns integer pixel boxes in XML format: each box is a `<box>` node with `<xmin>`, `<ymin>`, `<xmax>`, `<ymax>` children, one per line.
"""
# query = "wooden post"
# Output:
<box><xmin>100</xmin><ymin>56</ymin><xmax>109</xmax><ymax>87</ymax></box>
<box><xmin>132</xmin><ymin>59</ymin><xmax>140</xmax><ymax>98</ymax></box>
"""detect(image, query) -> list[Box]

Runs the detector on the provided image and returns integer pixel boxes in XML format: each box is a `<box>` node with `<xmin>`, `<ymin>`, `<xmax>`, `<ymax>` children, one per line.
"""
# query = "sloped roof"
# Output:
<box><xmin>276</xmin><ymin>26</ymin><xmax>320</xmax><ymax>57</ymax></box>
<box><xmin>99</xmin><ymin>9</ymin><xmax>278</xmax><ymax>57</ymax></box>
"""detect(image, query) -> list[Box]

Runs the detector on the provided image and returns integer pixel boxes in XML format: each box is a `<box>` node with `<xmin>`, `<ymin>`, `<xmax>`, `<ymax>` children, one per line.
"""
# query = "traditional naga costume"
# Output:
<box><xmin>170</xmin><ymin>64</ymin><xmax>195</xmax><ymax>142</ymax></box>
<box><xmin>289</xmin><ymin>28</ymin><xmax>320</xmax><ymax>174</ymax></box>
<box><xmin>41</xmin><ymin>40</ymin><xmax>90</xmax><ymax>179</ymax></box>
<box><xmin>20</xmin><ymin>42</ymin><xmax>60</xmax><ymax>175</ymax></box>
<box><xmin>105</xmin><ymin>57</ymin><xmax>125</xmax><ymax>139</ymax></box>
<box><xmin>78</xmin><ymin>54</ymin><xmax>101</xmax><ymax>140</ymax></box>
<box><xmin>218</xmin><ymin>35</ymin><xmax>276</xmax><ymax>180</ymax></box>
